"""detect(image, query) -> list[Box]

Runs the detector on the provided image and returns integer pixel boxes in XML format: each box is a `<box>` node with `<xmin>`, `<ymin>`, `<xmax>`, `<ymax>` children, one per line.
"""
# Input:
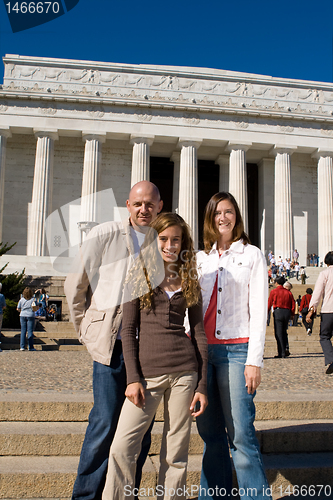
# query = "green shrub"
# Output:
<box><xmin>2</xmin><ymin>299</ymin><xmax>20</xmax><ymax>329</ymax></box>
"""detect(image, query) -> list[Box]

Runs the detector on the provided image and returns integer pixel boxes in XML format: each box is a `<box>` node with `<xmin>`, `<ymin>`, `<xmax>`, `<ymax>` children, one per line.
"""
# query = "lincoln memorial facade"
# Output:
<box><xmin>0</xmin><ymin>54</ymin><xmax>332</xmax><ymax>275</ymax></box>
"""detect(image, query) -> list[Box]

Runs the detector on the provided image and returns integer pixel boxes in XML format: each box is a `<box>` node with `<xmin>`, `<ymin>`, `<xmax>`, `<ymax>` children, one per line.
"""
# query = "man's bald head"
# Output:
<box><xmin>127</xmin><ymin>181</ymin><xmax>163</xmax><ymax>231</ymax></box>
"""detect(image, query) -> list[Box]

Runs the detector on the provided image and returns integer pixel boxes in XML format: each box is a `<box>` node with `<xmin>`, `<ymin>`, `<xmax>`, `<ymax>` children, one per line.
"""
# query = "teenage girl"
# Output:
<box><xmin>102</xmin><ymin>212</ymin><xmax>208</xmax><ymax>500</ymax></box>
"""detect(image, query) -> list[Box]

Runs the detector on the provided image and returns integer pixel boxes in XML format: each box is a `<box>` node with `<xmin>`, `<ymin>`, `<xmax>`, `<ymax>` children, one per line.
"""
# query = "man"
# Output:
<box><xmin>268</xmin><ymin>276</ymin><xmax>295</xmax><ymax>358</ymax></box>
<box><xmin>65</xmin><ymin>181</ymin><xmax>163</xmax><ymax>500</ymax></box>
<box><xmin>0</xmin><ymin>283</ymin><xmax>6</xmax><ymax>353</ymax></box>
<box><xmin>283</xmin><ymin>281</ymin><xmax>294</xmax><ymax>355</ymax></box>
<box><xmin>306</xmin><ymin>252</ymin><xmax>333</xmax><ymax>374</ymax></box>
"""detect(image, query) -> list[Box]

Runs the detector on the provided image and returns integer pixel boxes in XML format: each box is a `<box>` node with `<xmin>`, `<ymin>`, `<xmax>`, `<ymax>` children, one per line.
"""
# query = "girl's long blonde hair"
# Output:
<box><xmin>126</xmin><ymin>212</ymin><xmax>201</xmax><ymax>310</ymax></box>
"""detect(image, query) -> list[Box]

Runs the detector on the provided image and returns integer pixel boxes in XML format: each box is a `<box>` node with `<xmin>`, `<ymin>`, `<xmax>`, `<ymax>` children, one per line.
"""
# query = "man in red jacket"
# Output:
<box><xmin>268</xmin><ymin>277</ymin><xmax>295</xmax><ymax>358</ymax></box>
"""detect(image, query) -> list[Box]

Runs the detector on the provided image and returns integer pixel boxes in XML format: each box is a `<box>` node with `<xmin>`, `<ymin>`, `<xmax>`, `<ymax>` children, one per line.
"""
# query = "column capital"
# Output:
<box><xmin>270</xmin><ymin>145</ymin><xmax>297</xmax><ymax>156</ymax></box>
<box><xmin>215</xmin><ymin>154</ymin><xmax>229</xmax><ymax>166</ymax></box>
<box><xmin>33</xmin><ymin>129</ymin><xmax>58</xmax><ymax>141</ymax></box>
<box><xmin>178</xmin><ymin>138</ymin><xmax>202</xmax><ymax>149</ymax></box>
<box><xmin>170</xmin><ymin>151</ymin><xmax>180</xmax><ymax>163</ymax></box>
<box><xmin>0</xmin><ymin>127</ymin><xmax>12</xmax><ymax>139</ymax></box>
<box><xmin>226</xmin><ymin>141</ymin><xmax>252</xmax><ymax>153</ymax></box>
<box><xmin>82</xmin><ymin>132</ymin><xmax>106</xmax><ymax>143</ymax></box>
<box><xmin>311</xmin><ymin>149</ymin><xmax>333</xmax><ymax>160</ymax></box>
<box><xmin>130</xmin><ymin>135</ymin><xmax>154</xmax><ymax>147</ymax></box>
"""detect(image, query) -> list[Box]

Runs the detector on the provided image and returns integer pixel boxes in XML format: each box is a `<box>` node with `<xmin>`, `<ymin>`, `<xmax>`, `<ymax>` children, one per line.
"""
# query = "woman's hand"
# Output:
<box><xmin>125</xmin><ymin>382</ymin><xmax>145</xmax><ymax>408</ymax></box>
<box><xmin>190</xmin><ymin>392</ymin><xmax>208</xmax><ymax>417</ymax></box>
<box><xmin>244</xmin><ymin>365</ymin><xmax>261</xmax><ymax>394</ymax></box>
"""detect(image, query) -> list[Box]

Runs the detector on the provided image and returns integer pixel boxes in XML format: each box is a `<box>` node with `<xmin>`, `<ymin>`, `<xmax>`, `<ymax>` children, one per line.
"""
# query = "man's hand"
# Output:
<box><xmin>125</xmin><ymin>382</ymin><xmax>145</xmax><ymax>408</ymax></box>
<box><xmin>190</xmin><ymin>392</ymin><xmax>208</xmax><ymax>417</ymax></box>
<box><xmin>306</xmin><ymin>308</ymin><xmax>315</xmax><ymax>323</ymax></box>
<box><xmin>244</xmin><ymin>365</ymin><xmax>261</xmax><ymax>395</ymax></box>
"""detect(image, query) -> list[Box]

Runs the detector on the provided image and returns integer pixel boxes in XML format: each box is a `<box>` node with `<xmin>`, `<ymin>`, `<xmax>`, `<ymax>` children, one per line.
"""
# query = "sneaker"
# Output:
<box><xmin>307</xmin><ymin>329</ymin><xmax>312</xmax><ymax>336</ymax></box>
<box><xmin>29</xmin><ymin>348</ymin><xmax>36</xmax><ymax>351</ymax></box>
<box><xmin>20</xmin><ymin>348</ymin><xmax>25</xmax><ymax>351</ymax></box>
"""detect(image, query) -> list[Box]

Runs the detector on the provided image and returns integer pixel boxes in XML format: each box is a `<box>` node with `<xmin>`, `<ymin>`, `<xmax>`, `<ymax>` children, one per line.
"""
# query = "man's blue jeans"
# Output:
<box><xmin>72</xmin><ymin>340</ymin><xmax>152</xmax><ymax>500</ymax></box>
<box><xmin>196</xmin><ymin>343</ymin><xmax>271</xmax><ymax>500</ymax></box>
<box><xmin>20</xmin><ymin>316</ymin><xmax>35</xmax><ymax>350</ymax></box>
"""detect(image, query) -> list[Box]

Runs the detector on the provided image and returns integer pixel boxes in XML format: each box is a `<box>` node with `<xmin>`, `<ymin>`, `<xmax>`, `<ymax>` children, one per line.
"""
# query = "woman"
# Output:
<box><xmin>196</xmin><ymin>192</ymin><xmax>271</xmax><ymax>500</ymax></box>
<box><xmin>38</xmin><ymin>288</ymin><xmax>49</xmax><ymax>317</ymax></box>
<box><xmin>300</xmin><ymin>288</ymin><xmax>314</xmax><ymax>335</ymax></box>
<box><xmin>17</xmin><ymin>287</ymin><xmax>36</xmax><ymax>351</ymax></box>
<box><xmin>102</xmin><ymin>213</ymin><xmax>208</xmax><ymax>500</ymax></box>
<box><xmin>307</xmin><ymin>251</ymin><xmax>333</xmax><ymax>374</ymax></box>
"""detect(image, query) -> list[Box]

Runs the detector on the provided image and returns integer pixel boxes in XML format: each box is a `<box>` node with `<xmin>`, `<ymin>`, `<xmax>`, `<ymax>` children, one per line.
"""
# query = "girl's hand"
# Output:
<box><xmin>125</xmin><ymin>382</ymin><xmax>145</xmax><ymax>408</ymax></box>
<box><xmin>244</xmin><ymin>365</ymin><xmax>261</xmax><ymax>394</ymax></box>
<box><xmin>190</xmin><ymin>392</ymin><xmax>208</xmax><ymax>417</ymax></box>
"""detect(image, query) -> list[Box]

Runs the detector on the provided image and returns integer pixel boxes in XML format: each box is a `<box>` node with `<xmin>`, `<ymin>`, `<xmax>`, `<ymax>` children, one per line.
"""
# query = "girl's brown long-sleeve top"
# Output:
<box><xmin>121</xmin><ymin>287</ymin><xmax>208</xmax><ymax>395</ymax></box>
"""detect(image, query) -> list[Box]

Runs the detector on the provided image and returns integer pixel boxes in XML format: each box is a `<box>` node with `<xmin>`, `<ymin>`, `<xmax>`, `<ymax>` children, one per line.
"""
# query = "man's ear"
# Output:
<box><xmin>158</xmin><ymin>200</ymin><xmax>163</xmax><ymax>213</ymax></box>
<box><xmin>126</xmin><ymin>199</ymin><xmax>130</xmax><ymax>211</ymax></box>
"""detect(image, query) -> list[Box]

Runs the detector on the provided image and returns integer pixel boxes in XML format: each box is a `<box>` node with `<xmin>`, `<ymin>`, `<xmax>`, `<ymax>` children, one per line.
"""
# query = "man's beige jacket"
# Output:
<box><xmin>64</xmin><ymin>219</ymin><xmax>136</xmax><ymax>366</ymax></box>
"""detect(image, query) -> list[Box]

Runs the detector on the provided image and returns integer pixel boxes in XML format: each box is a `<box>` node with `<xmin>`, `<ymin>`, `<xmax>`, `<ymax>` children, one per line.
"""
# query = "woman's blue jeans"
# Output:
<box><xmin>20</xmin><ymin>316</ymin><xmax>35</xmax><ymax>350</ymax></box>
<box><xmin>196</xmin><ymin>343</ymin><xmax>271</xmax><ymax>500</ymax></box>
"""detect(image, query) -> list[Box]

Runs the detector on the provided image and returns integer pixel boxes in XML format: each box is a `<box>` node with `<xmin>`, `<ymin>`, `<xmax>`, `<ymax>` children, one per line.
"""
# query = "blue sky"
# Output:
<box><xmin>0</xmin><ymin>0</ymin><xmax>333</xmax><ymax>84</ymax></box>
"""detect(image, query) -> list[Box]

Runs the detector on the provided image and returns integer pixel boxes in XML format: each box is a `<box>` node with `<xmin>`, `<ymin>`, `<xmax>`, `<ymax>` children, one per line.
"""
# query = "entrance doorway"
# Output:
<box><xmin>198</xmin><ymin>160</ymin><xmax>220</xmax><ymax>249</ymax></box>
<box><xmin>150</xmin><ymin>157</ymin><xmax>174</xmax><ymax>212</ymax></box>
<box><xmin>150</xmin><ymin>157</ymin><xmax>259</xmax><ymax>249</ymax></box>
<box><xmin>247</xmin><ymin>163</ymin><xmax>259</xmax><ymax>248</ymax></box>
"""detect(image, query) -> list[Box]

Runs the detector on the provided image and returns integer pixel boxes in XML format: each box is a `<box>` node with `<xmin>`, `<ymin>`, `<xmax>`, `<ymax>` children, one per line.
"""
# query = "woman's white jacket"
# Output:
<box><xmin>196</xmin><ymin>239</ymin><xmax>268</xmax><ymax>367</ymax></box>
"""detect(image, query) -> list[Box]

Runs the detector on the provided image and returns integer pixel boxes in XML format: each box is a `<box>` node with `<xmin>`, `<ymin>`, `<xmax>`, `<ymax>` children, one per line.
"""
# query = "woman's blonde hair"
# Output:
<box><xmin>22</xmin><ymin>287</ymin><xmax>33</xmax><ymax>300</ymax></box>
<box><xmin>126</xmin><ymin>212</ymin><xmax>200</xmax><ymax>310</ymax></box>
<box><xmin>203</xmin><ymin>192</ymin><xmax>250</xmax><ymax>253</ymax></box>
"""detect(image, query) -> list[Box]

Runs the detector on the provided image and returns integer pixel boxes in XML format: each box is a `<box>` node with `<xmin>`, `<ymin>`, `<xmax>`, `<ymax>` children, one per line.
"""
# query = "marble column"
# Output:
<box><xmin>313</xmin><ymin>150</ymin><xmax>333</xmax><ymax>263</ymax></box>
<box><xmin>227</xmin><ymin>143</ymin><xmax>251</xmax><ymax>233</ymax></box>
<box><xmin>178</xmin><ymin>139</ymin><xmax>202</xmax><ymax>249</ymax></box>
<box><xmin>216</xmin><ymin>154</ymin><xmax>229</xmax><ymax>193</ymax></box>
<box><xmin>27</xmin><ymin>130</ymin><xmax>58</xmax><ymax>256</ymax></box>
<box><xmin>80</xmin><ymin>134</ymin><xmax>106</xmax><ymax>225</ymax></box>
<box><xmin>0</xmin><ymin>128</ymin><xmax>11</xmax><ymax>242</ymax></box>
<box><xmin>272</xmin><ymin>147</ymin><xmax>295</xmax><ymax>260</ymax></box>
<box><xmin>130</xmin><ymin>135</ymin><xmax>154</xmax><ymax>187</ymax></box>
<box><xmin>171</xmin><ymin>152</ymin><xmax>180</xmax><ymax>212</ymax></box>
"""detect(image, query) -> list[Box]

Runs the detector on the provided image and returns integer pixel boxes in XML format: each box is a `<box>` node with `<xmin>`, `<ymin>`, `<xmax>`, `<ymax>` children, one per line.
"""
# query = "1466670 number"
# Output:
<box><xmin>6</xmin><ymin>2</ymin><xmax>60</xmax><ymax>14</ymax></box>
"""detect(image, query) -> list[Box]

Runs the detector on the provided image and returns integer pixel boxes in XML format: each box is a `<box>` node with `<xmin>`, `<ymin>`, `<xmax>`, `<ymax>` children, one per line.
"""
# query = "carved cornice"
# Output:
<box><xmin>2</xmin><ymin>55</ymin><xmax>333</xmax><ymax>125</ymax></box>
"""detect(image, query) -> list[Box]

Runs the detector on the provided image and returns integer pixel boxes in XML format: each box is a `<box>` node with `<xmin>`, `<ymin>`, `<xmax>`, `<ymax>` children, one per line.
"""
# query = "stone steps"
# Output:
<box><xmin>2</xmin><ymin>419</ymin><xmax>333</xmax><ymax>457</ymax></box>
<box><xmin>3</xmin><ymin>396</ymin><xmax>333</xmax><ymax>422</ymax></box>
<box><xmin>2</xmin><ymin>394</ymin><xmax>333</xmax><ymax>497</ymax></box>
<box><xmin>2</xmin><ymin>453</ymin><xmax>333</xmax><ymax>499</ymax></box>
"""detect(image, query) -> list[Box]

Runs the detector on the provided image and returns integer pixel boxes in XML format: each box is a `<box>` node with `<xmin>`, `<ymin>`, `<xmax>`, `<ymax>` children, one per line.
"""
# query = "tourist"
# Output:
<box><xmin>65</xmin><ymin>181</ymin><xmax>163</xmax><ymax>500</ymax></box>
<box><xmin>307</xmin><ymin>252</ymin><xmax>333</xmax><ymax>374</ymax></box>
<box><xmin>300</xmin><ymin>288</ymin><xmax>314</xmax><ymax>335</ymax></box>
<box><xmin>294</xmin><ymin>295</ymin><xmax>302</xmax><ymax>326</ymax></box>
<box><xmin>195</xmin><ymin>192</ymin><xmax>271</xmax><ymax>500</ymax></box>
<box><xmin>300</xmin><ymin>266</ymin><xmax>307</xmax><ymax>284</ymax></box>
<box><xmin>268</xmin><ymin>276</ymin><xmax>295</xmax><ymax>358</ymax></box>
<box><xmin>35</xmin><ymin>288</ymin><xmax>49</xmax><ymax>317</ymax></box>
<box><xmin>102</xmin><ymin>212</ymin><xmax>208</xmax><ymax>500</ymax></box>
<box><xmin>294</xmin><ymin>261</ymin><xmax>300</xmax><ymax>280</ymax></box>
<box><xmin>0</xmin><ymin>283</ymin><xmax>6</xmax><ymax>352</ymax></box>
<box><xmin>17</xmin><ymin>287</ymin><xmax>37</xmax><ymax>351</ymax></box>
<box><xmin>285</xmin><ymin>258</ymin><xmax>291</xmax><ymax>278</ymax></box>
